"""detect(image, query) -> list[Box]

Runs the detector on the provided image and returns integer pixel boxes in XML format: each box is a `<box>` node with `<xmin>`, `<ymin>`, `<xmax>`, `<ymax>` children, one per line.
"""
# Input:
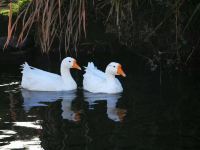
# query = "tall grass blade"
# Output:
<box><xmin>4</xmin><ymin>1</ymin><xmax>12</xmax><ymax>49</ymax></box>
<box><xmin>183</xmin><ymin>2</ymin><xmax>200</xmax><ymax>33</ymax></box>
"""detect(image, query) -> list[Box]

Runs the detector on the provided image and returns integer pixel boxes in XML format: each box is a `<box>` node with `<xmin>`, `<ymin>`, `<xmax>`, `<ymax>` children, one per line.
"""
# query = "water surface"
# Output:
<box><xmin>0</xmin><ymin>65</ymin><xmax>200</xmax><ymax>150</ymax></box>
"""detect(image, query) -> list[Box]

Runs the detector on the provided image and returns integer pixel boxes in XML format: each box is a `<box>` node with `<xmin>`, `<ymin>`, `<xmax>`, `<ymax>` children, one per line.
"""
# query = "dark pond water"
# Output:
<box><xmin>0</xmin><ymin>62</ymin><xmax>200</xmax><ymax>150</ymax></box>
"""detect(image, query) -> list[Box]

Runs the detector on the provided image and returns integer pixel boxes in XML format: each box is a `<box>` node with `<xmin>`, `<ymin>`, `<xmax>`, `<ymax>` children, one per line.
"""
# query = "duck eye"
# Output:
<box><xmin>69</xmin><ymin>60</ymin><xmax>71</xmax><ymax>62</ymax></box>
<box><xmin>113</xmin><ymin>66</ymin><xmax>115</xmax><ymax>68</ymax></box>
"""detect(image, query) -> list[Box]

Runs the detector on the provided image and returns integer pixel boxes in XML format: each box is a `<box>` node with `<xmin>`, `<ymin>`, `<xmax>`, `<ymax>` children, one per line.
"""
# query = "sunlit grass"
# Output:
<box><xmin>0</xmin><ymin>9</ymin><xmax>9</xmax><ymax>15</ymax></box>
<box><xmin>0</xmin><ymin>0</ymin><xmax>31</xmax><ymax>15</ymax></box>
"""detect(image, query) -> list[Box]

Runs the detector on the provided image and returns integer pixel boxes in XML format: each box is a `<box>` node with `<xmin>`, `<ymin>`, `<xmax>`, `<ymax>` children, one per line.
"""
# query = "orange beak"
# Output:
<box><xmin>117</xmin><ymin>108</ymin><xmax>127</xmax><ymax>122</ymax></box>
<box><xmin>117</xmin><ymin>64</ymin><xmax>126</xmax><ymax>77</ymax></box>
<box><xmin>72</xmin><ymin>60</ymin><xmax>81</xmax><ymax>70</ymax></box>
<box><xmin>74</xmin><ymin>111</ymin><xmax>81</xmax><ymax>122</ymax></box>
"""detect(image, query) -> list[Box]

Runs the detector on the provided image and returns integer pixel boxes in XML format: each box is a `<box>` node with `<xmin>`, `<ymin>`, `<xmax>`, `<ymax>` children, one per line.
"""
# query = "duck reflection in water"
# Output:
<box><xmin>84</xmin><ymin>92</ymin><xmax>127</xmax><ymax>122</ymax></box>
<box><xmin>21</xmin><ymin>89</ymin><xmax>81</xmax><ymax>122</ymax></box>
<box><xmin>61</xmin><ymin>97</ymin><xmax>82</xmax><ymax>122</ymax></box>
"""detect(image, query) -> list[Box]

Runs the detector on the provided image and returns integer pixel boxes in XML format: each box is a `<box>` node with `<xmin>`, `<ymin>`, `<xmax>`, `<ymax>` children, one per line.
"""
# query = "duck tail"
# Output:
<box><xmin>84</xmin><ymin>62</ymin><xmax>95</xmax><ymax>71</ymax></box>
<box><xmin>21</xmin><ymin>62</ymin><xmax>30</xmax><ymax>73</ymax></box>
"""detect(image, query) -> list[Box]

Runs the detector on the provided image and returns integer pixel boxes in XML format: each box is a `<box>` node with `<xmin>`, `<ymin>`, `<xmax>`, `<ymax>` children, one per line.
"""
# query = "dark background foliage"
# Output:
<box><xmin>0</xmin><ymin>0</ymin><xmax>200</xmax><ymax>68</ymax></box>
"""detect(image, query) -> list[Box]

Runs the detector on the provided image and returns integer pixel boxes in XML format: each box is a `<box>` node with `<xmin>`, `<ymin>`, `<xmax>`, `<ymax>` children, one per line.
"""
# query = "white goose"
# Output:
<box><xmin>83</xmin><ymin>62</ymin><xmax>126</xmax><ymax>93</ymax></box>
<box><xmin>21</xmin><ymin>57</ymin><xmax>81</xmax><ymax>91</ymax></box>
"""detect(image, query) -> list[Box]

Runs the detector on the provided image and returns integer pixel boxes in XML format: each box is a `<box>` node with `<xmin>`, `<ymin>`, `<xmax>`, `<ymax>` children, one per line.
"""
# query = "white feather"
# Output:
<box><xmin>21</xmin><ymin>57</ymin><xmax>77</xmax><ymax>91</ymax></box>
<box><xmin>83</xmin><ymin>62</ymin><xmax>123</xmax><ymax>93</ymax></box>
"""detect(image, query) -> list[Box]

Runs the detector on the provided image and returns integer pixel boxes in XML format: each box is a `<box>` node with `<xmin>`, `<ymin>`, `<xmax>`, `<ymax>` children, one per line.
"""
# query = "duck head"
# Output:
<box><xmin>63</xmin><ymin>57</ymin><xmax>81</xmax><ymax>70</ymax></box>
<box><xmin>105</xmin><ymin>62</ymin><xmax>126</xmax><ymax>77</ymax></box>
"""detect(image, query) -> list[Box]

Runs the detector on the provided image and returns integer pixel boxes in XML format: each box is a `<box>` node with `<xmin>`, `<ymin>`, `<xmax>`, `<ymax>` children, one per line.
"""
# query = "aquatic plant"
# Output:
<box><xmin>1</xmin><ymin>0</ymin><xmax>200</xmax><ymax>66</ymax></box>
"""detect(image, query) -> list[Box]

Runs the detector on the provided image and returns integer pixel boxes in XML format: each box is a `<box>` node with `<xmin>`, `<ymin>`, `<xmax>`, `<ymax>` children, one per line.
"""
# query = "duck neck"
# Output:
<box><xmin>105</xmin><ymin>72</ymin><xmax>116</xmax><ymax>81</ymax></box>
<box><xmin>61</xmin><ymin>65</ymin><xmax>73</xmax><ymax>84</ymax></box>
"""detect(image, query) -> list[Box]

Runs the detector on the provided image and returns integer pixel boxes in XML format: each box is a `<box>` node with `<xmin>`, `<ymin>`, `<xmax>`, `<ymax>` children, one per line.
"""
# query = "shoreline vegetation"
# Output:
<box><xmin>0</xmin><ymin>0</ymin><xmax>200</xmax><ymax>70</ymax></box>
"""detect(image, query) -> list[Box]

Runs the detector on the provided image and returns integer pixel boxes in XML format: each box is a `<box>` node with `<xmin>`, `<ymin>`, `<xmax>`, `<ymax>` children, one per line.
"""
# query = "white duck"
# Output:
<box><xmin>83</xmin><ymin>62</ymin><xmax>126</xmax><ymax>93</ymax></box>
<box><xmin>21</xmin><ymin>57</ymin><xmax>81</xmax><ymax>91</ymax></box>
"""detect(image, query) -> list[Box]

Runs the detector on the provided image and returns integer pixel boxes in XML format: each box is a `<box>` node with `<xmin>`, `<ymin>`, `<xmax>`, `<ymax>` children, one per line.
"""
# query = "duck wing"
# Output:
<box><xmin>83</xmin><ymin>62</ymin><xmax>106</xmax><ymax>92</ymax></box>
<box><xmin>21</xmin><ymin>62</ymin><xmax>61</xmax><ymax>91</ymax></box>
<box><xmin>21</xmin><ymin>62</ymin><xmax>60</xmax><ymax>78</ymax></box>
<box><xmin>84</xmin><ymin>62</ymin><xmax>106</xmax><ymax>79</ymax></box>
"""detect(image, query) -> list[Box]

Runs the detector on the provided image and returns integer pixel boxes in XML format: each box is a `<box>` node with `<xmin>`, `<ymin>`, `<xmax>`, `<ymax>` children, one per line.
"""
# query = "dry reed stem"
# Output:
<box><xmin>4</xmin><ymin>0</ymin><xmax>87</xmax><ymax>53</ymax></box>
<box><xmin>4</xmin><ymin>2</ymin><xmax>12</xmax><ymax>49</ymax></box>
